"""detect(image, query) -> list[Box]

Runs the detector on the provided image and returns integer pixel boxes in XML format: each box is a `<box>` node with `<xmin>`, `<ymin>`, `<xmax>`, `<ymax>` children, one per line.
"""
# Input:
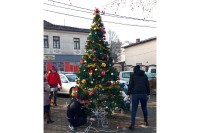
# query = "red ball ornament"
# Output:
<box><xmin>93</xmin><ymin>58</ymin><xmax>97</xmax><ymax>62</ymax></box>
<box><xmin>101</xmin><ymin>71</ymin><xmax>106</xmax><ymax>76</ymax></box>
<box><xmin>89</xmin><ymin>91</ymin><xmax>94</xmax><ymax>96</ymax></box>
<box><xmin>109</xmin><ymin>94</ymin><xmax>113</xmax><ymax>97</ymax></box>
<box><xmin>106</xmin><ymin>55</ymin><xmax>109</xmax><ymax>60</ymax></box>
<box><xmin>107</xmin><ymin>80</ymin><xmax>111</xmax><ymax>86</ymax></box>
<box><xmin>80</xmin><ymin>59</ymin><xmax>84</xmax><ymax>64</ymax></box>
<box><xmin>89</xmin><ymin>69</ymin><xmax>93</xmax><ymax>76</ymax></box>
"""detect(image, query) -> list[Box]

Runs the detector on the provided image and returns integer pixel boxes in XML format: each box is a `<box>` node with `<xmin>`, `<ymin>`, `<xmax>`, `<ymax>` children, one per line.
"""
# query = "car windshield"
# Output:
<box><xmin>145</xmin><ymin>72</ymin><xmax>155</xmax><ymax>78</ymax></box>
<box><xmin>151</xmin><ymin>69</ymin><xmax>156</xmax><ymax>73</ymax></box>
<box><xmin>65</xmin><ymin>74</ymin><xmax>78</xmax><ymax>82</ymax></box>
<box><xmin>122</xmin><ymin>72</ymin><xmax>132</xmax><ymax>78</ymax></box>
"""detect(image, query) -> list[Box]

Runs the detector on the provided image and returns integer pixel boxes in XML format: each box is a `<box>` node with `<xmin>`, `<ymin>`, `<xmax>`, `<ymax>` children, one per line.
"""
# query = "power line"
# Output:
<box><xmin>102</xmin><ymin>0</ymin><xmax>119</xmax><ymax>7</ymax></box>
<box><xmin>47</xmin><ymin>0</ymin><xmax>156</xmax><ymax>22</ymax></box>
<box><xmin>43</xmin><ymin>9</ymin><xmax>156</xmax><ymax>28</ymax></box>
<box><xmin>44</xmin><ymin>2</ymin><xmax>156</xmax><ymax>22</ymax></box>
<box><xmin>44</xmin><ymin>3</ymin><xmax>92</xmax><ymax>15</ymax></box>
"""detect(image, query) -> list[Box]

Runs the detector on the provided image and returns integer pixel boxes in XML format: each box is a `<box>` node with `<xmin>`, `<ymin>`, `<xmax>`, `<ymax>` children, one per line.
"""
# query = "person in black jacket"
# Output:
<box><xmin>127</xmin><ymin>65</ymin><xmax>150</xmax><ymax>131</ymax></box>
<box><xmin>67</xmin><ymin>94</ymin><xmax>95</xmax><ymax>131</ymax></box>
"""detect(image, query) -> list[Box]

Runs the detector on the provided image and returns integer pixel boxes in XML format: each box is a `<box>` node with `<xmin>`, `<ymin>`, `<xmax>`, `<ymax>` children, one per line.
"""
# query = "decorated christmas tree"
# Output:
<box><xmin>75</xmin><ymin>8</ymin><xmax>124</xmax><ymax>115</ymax></box>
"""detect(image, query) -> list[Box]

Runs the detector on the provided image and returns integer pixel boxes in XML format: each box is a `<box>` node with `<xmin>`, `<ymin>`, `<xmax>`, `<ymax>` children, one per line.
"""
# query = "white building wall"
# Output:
<box><xmin>125</xmin><ymin>39</ymin><xmax>156</xmax><ymax>66</ymax></box>
<box><xmin>44</xmin><ymin>30</ymin><xmax>88</xmax><ymax>55</ymax></box>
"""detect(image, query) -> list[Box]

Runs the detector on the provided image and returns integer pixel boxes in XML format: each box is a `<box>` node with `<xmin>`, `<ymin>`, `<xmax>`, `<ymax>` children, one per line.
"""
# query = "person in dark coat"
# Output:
<box><xmin>67</xmin><ymin>94</ymin><xmax>95</xmax><ymax>131</ymax></box>
<box><xmin>127</xmin><ymin>65</ymin><xmax>150</xmax><ymax>131</ymax></box>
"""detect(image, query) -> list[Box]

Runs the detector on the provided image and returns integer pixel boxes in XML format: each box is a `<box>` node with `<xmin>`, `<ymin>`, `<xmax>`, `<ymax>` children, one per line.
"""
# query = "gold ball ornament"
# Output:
<box><xmin>101</xmin><ymin>63</ymin><xmax>106</xmax><ymax>67</ymax></box>
<box><xmin>81</xmin><ymin>79</ymin><xmax>86</xmax><ymax>84</ymax></box>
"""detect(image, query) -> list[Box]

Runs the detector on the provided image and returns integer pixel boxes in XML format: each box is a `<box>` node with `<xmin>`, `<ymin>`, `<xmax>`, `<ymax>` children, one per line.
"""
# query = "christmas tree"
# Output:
<box><xmin>75</xmin><ymin>8</ymin><xmax>124</xmax><ymax>115</ymax></box>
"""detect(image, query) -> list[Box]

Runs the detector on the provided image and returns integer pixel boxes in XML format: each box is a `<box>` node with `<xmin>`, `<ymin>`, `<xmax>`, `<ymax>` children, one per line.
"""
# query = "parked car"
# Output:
<box><xmin>57</xmin><ymin>71</ymin><xmax>76</xmax><ymax>74</ymax></box>
<box><xmin>58</xmin><ymin>73</ymin><xmax>78</xmax><ymax>95</ymax></box>
<box><xmin>145</xmin><ymin>72</ymin><xmax>156</xmax><ymax>80</ymax></box>
<box><xmin>147</xmin><ymin>66</ymin><xmax>156</xmax><ymax>77</ymax></box>
<box><xmin>119</xmin><ymin>71</ymin><xmax>156</xmax><ymax>86</ymax></box>
<box><xmin>119</xmin><ymin>71</ymin><xmax>132</xmax><ymax>86</ymax></box>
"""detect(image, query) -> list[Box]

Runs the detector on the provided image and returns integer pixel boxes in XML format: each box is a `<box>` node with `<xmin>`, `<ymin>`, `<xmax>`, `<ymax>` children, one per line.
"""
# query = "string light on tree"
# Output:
<box><xmin>76</xmin><ymin>8</ymin><xmax>125</xmax><ymax>115</ymax></box>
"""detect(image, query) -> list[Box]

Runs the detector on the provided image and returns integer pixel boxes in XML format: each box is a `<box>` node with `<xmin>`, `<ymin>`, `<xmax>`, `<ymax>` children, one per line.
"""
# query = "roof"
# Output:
<box><xmin>122</xmin><ymin>37</ymin><xmax>156</xmax><ymax>48</ymax></box>
<box><xmin>44</xmin><ymin>20</ymin><xmax>90</xmax><ymax>33</ymax></box>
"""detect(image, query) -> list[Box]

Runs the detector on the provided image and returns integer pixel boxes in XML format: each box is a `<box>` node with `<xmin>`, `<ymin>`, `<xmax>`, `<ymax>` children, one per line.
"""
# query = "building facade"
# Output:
<box><xmin>43</xmin><ymin>20</ymin><xmax>90</xmax><ymax>72</ymax></box>
<box><xmin>122</xmin><ymin>37</ymin><xmax>156</xmax><ymax>71</ymax></box>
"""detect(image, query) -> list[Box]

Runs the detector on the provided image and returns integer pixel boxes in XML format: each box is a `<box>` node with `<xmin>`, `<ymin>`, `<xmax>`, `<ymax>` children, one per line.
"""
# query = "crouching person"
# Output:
<box><xmin>67</xmin><ymin>94</ymin><xmax>95</xmax><ymax>131</ymax></box>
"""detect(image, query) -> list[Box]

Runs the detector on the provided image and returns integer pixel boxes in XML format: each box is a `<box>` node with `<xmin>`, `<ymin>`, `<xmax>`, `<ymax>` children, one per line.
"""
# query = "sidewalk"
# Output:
<box><xmin>44</xmin><ymin>95</ymin><xmax>156</xmax><ymax>133</ymax></box>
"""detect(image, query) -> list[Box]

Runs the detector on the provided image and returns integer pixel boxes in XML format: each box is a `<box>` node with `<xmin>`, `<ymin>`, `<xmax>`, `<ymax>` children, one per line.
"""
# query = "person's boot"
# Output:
<box><xmin>47</xmin><ymin>120</ymin><xmax>54</xmax><ymax>124</ymax></box>
<box><xmin>129</xmin><ymin>125</ymin><xmax>134</xmax><ymax>131</ymax></box>
<box><xmin>144</xmin><ymin>120</ymin><xmax>149</xmax><ymax>126</ymax></box>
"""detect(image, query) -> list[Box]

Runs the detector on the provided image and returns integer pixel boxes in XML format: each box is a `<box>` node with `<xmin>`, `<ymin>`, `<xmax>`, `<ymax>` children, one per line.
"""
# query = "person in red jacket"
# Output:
<box><xmin>47</xmin><ymin>66</ymin><xmax>62</xmax><ymax>106</ymax></box>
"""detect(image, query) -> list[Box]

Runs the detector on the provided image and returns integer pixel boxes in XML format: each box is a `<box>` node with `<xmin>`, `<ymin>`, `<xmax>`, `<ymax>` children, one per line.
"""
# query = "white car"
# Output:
<box><xmin>58</xmin><ymin>73</ymin><xmax>78</xmax><ymax>95</ymax></box>
<box><xmin>119</xmin><ymin>71</ymin><xmax>132</xmax><ymax>86</ymax></box>
<box><xmin>119</xmin><ymin>71</ymin><xmax>156</xmax><ymax>86</ymax></box>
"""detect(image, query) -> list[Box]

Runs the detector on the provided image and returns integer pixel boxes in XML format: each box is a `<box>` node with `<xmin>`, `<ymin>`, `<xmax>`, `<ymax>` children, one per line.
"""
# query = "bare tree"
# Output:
<box><xmin>107</xmin><ymin>30</ymin><xmax>122</xmax><ymax>62</ymax></box>
<box><xmin>102</xmin><ymin>0</ymin><xmax>157</xmax><ymax>19</ymax></box>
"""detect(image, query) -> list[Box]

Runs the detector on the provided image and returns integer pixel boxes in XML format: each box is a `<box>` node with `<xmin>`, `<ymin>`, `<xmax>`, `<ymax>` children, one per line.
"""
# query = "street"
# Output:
<box><xmin>44</xmin><ymin>94</ymin><xmax>156</xmax><ymax>133</ymax></box>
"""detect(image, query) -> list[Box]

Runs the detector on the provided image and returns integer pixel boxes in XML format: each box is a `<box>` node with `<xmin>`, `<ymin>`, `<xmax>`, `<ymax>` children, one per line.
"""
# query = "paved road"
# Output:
<box><xmin>44</xmin><ymin>94</ymin><xmax>156</xmax><ymax>133</ymax></box>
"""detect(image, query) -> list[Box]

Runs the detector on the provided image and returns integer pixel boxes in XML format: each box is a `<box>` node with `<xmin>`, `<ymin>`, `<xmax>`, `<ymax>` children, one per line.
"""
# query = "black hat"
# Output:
<box><xmin>134</xmin><ymin>65</ymin><xmax>140</xmax><ymax>71</ymax></box>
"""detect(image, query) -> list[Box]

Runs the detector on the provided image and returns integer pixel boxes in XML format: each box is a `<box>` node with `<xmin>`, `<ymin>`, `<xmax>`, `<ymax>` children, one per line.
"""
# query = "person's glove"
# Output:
<box><xmin>147</xmin><ymin>95</ymin><xmax>150</xmax><ymax>100</ymax></box>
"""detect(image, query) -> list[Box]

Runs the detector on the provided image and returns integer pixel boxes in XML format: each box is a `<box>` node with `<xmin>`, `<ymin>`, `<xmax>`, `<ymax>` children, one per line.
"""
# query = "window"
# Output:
<box><xmin>74</xmin><ymin>38</ymin><xmax>80</xmax><ymax>50</ymax></box>
<box><xmin>65</xmin><ymin>74</ymin><xmax>78</xmax><ymax>82</ymax></box>
<box><xmin>53</xmin><ymin>36</ymin><xmax>60</xmax><ymax>49</ymax></box>
<box><xmin>60</xmin><ymin>75</ymin><xmax>68</xmax><ymax>83</ymax></box>
<box><xmin>52</xmin><ymin>62</ymin><xmax>64</xmax><ymax>71</ymax></box>
<box><xmin>151</xmin><ymin>69</ymin><xmax>156</xmax><ymax>73</ymax></box>
<box><xmin>44</xmin><ymin>35</ymin><xmax>49</xmax><ymax>48</ymax></box>
<box><xmin>122</xmin><ymin>72</ymin><xmax>132</xmax><ymax>78</ymax></box>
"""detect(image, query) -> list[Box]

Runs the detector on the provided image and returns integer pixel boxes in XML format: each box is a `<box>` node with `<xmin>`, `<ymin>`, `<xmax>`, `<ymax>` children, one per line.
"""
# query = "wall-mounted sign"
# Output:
<box><xmin>44</xmin><ymin>55</ymin><xmax>55</xmax><ymax>60</ymax></box>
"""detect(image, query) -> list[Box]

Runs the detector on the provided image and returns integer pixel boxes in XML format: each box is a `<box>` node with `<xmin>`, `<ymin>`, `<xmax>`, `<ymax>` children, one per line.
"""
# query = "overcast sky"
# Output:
<box><xmin>43</xmin><ymin>0</ymin><xmax>157</xmax><ymax>43</ymax></box>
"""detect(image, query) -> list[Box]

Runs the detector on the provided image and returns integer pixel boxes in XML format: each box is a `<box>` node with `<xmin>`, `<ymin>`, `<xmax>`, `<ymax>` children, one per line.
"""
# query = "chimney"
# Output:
<box><xmin>136</xmin><ymin>38</ymin><xmax>140</xmax><ymax>43</ymax></box>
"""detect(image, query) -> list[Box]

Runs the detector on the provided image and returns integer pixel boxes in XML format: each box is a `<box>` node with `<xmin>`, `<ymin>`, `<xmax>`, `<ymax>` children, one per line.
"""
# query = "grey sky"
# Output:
<box><xmin>43</xmin><ymin>0</ymin><xmax>157</xmax><ymax>42</ymax></box>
